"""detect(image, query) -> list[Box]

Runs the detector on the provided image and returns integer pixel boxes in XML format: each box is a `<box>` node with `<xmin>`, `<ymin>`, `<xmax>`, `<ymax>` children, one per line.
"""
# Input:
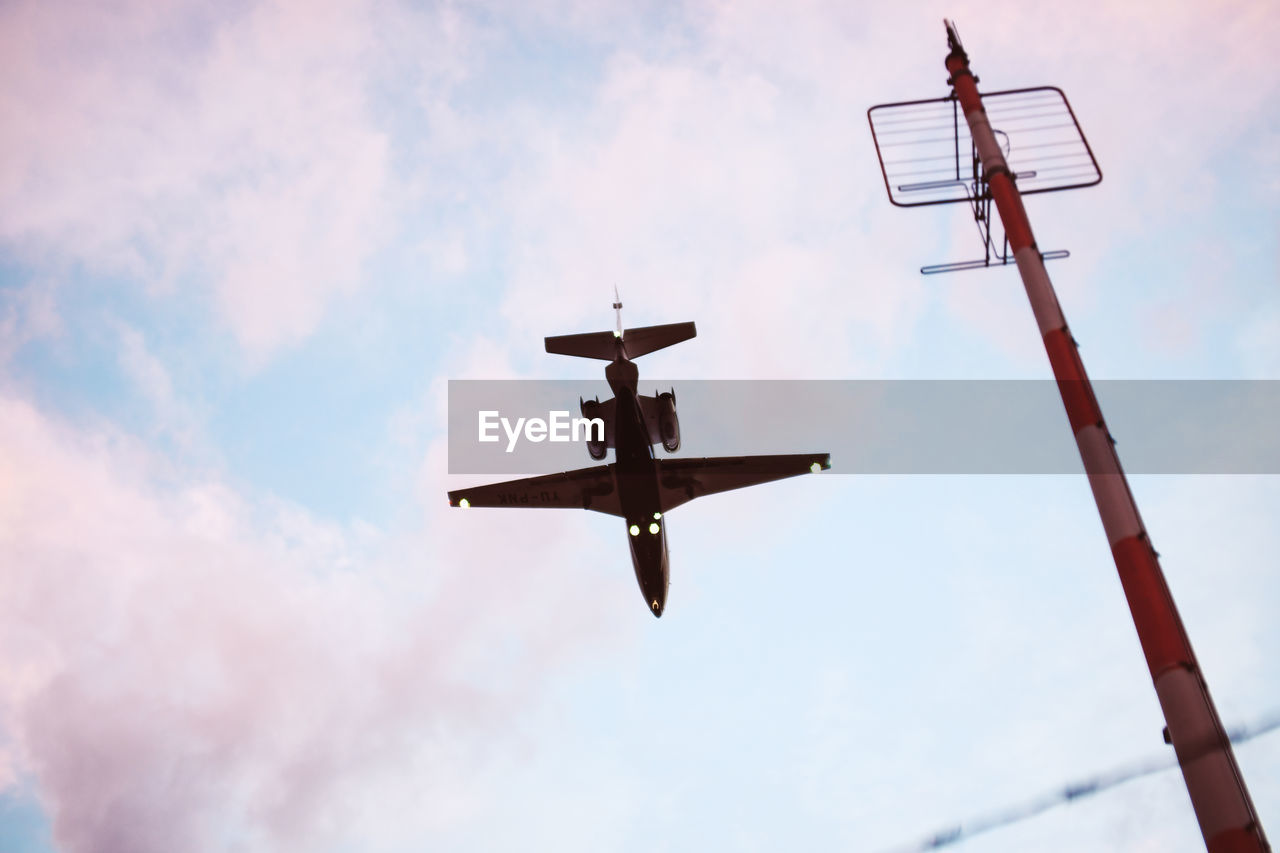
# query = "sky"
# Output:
<box><xmin>0</xmin><ymin>1</ymin><xmax>1277</xmax><ymax>851</ymax></box>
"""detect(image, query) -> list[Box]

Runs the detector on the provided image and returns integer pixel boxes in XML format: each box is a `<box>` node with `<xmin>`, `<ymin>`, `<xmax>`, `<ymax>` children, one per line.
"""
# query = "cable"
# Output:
<box><xmin>884</xmin><ymin>711</ymin><xmax>1280</xmax><ymax>852</ymax></box>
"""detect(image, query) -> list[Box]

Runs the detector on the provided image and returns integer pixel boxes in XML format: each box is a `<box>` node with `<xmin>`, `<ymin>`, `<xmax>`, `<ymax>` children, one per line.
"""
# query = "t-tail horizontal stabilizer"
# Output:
<box><xmin>545</xmin><ymin>322</ymin><xmax>696</xmax><ymax>361</ymax></box>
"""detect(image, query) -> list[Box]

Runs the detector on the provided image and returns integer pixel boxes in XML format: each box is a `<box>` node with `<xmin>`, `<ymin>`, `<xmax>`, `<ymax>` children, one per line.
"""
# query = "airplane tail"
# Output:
<box><xmin>545</xmin><ymin>321</ymin><xmax>696</xmax><ymax>361</ymax></box>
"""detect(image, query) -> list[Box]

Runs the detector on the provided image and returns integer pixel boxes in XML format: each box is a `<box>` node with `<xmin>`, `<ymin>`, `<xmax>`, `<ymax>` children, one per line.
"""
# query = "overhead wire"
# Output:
<box><xmin>883</xmin><ymin>711</ymin><xmax>1280</xmax><ymax>852</ymax></box>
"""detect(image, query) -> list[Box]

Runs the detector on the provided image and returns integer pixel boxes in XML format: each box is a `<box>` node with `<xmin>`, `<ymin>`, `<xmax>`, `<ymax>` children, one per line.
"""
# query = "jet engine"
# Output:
<box><xmin>657</xmin><ymin>389</ymin><xmax>680</xmax><ymax>453</ymax></box>
<box><xmin>580</xmin><ymin>396</ymin><xmax>608</xmax><ymax>460</ymax></box>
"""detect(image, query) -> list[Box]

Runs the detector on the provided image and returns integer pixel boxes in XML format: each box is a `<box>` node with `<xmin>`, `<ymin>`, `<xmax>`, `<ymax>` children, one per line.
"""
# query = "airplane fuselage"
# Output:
<box><xmin>605</xmin><ymin>355</ymin><xmax>670</xmax><ymax>616</ymax></box>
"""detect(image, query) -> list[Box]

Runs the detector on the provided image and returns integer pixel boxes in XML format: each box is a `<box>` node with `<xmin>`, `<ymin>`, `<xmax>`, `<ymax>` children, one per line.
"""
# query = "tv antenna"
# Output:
<box><xmin>868</xmin><ymin>27</ymin><xmax>1101</xmax><ymax>274</ymax></box>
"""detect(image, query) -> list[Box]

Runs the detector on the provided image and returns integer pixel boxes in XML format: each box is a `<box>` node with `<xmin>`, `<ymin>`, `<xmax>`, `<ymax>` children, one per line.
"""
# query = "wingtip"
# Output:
<box><xmin>807</xmin><ymin>455</ymin><xmax>832</xmax><ymax>475</ymax></box>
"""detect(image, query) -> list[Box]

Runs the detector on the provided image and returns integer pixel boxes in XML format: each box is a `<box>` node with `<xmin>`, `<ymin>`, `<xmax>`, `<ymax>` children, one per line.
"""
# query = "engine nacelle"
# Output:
<box><xmin>657</xmin><ymin>389</ymin><xmax>680</xmax><ymax>453</ymax></box>
<box><xmin>580</xmin><ymin>396</ymin><xmax>608</xmax><ymax>460</ymax></box>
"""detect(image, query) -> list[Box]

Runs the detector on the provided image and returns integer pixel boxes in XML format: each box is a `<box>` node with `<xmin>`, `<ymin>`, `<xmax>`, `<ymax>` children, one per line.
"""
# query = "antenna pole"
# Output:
<box><xmin>941</xmin><ymin>20</ymin><xmax>1267</xmax><ymax>852</ymax></box>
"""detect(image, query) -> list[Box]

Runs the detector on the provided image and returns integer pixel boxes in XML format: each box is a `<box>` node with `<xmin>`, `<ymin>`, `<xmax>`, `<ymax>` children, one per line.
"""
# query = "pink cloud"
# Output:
<box><xmin>0</xmin><ymin>393</ymin><xmax>628</xmax><ymax>851</ymax></box>
<box><xmin>0</xmin><ymin>278</ymin><xmax>63</xmax><ymax>368</ymax></box>
<box><xmin>493</xmin><ymin>30</ymin><xmax>930</xmax><ymax>379</ymax></box>
<box><xmin>484</xmin><ymin>0</ymin><xmax>1280</xmax><ymax>382</ymax></box>
<box><xmin>0</xmin><ymin>0</ymin><xmax>468</xmax><ymax>362</ymax></box>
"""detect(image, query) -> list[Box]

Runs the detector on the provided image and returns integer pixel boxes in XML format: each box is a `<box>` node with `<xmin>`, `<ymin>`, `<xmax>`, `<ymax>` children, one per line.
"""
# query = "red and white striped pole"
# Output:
<box><xmin>941</xmin><ymin>21</ymin><xmax>1268</xmax><ymax>853</ymax></box>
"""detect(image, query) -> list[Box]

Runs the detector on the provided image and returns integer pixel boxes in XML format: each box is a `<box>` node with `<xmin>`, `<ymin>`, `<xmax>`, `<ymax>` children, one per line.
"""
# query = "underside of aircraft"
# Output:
<box><xmin>448</xmin><ymin>296</ymin><xmax>830</xmax><ymax>617</ymax></box>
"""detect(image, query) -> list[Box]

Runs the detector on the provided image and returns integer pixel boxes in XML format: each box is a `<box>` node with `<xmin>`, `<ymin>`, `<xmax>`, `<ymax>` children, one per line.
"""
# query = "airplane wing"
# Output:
<box><xmin>448</xmin><ymin>464</ymin><xmax>623</xmax><ymax>517</ymax></box>
<box><xmin>657</xmin><ymin>453</ymin><xmax>831</xmax><ymax>512</ymax></box>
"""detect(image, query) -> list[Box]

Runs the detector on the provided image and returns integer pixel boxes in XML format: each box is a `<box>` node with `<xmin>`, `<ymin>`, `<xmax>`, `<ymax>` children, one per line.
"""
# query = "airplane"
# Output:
<box><xmin>447</xmin><ymin>293</ymin><xmax>831</xmax><ymax>618</ymax></box>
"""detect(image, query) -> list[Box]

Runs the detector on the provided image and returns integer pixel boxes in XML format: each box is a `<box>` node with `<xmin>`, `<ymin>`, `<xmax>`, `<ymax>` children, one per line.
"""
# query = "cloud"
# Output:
<box><xmin>0</xmin><ymin>392</ymin><xmax>627</xmax><ymax>852</ymax></box>
<box><xmin>2</xmin><ymin>3</ymin><xmax>1275</xmax><ymax>850</ymax></box>
<box><xmin>480</xmin><ymin>0</ymin><xmax>1271</xmax><ymax>379</ymax></box>
<box><xmin>112</xmin><ymin>322</ymin><xmax>208</xmax><ymax>454</ymax></box>
<box><xmin>0</xmin><ymin>0</ymin><xmax>459</xmax><ymax>362</ymax></box>
<box><xmin>491</xmin><ymin>8</ymin><xmax>933</xmax><ymax>379</ymax></box>
<box><xmin>0</xmin><ymin>278</ymin><xmax>62</xmax><ymax>369</ymax></box>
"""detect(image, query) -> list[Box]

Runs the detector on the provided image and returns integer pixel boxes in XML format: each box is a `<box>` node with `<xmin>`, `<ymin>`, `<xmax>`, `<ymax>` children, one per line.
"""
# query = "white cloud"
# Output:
<box><xmin>1</xmin><ymin>2</ymin><xmax>1276</xmax><ymax>850</ymax></box>
<box><xmin>0</xmin><ymin>393</ymin><xmax>628</xmax><ymax>852</ymax></box>
<box><xmin>0</xmin><ymin>0</ymin><xmax>477</xmax><ymax>362</ymax></box>
<box><xmin>0</xmin><ymin>278</ymin><xmax>63</xmax><ymax>369</ymax></box>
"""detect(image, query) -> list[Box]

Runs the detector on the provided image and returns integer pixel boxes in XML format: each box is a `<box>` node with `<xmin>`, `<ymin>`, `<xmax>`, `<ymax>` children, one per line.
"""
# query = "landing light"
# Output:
<box><xmin>810</xmin><ymin>462</ymin><xmax>822</xmax><ymax>474</ymax></box>
<box><xmin>629</xmin><ymin>524</ymin><xmax>640</xmax><ymax>536</ymax></box>
<box><xmin>459</xmin><ymin>498</ymin><xmax>471</xmax><ymax>508</ymax></box>
<box><xmin>613</xmin><ymin>330</ymin><xmax>622</xmax><ymax>338</ymax></box>
<box><xmin>649</xmin><ymin>522</ymin><xmax>660</xmax><ymax>534</ymax></box>
<box><xmin>653</xmin><ymin>512</ymin><xmax>662</xmax><ymax>520</ymax></box>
